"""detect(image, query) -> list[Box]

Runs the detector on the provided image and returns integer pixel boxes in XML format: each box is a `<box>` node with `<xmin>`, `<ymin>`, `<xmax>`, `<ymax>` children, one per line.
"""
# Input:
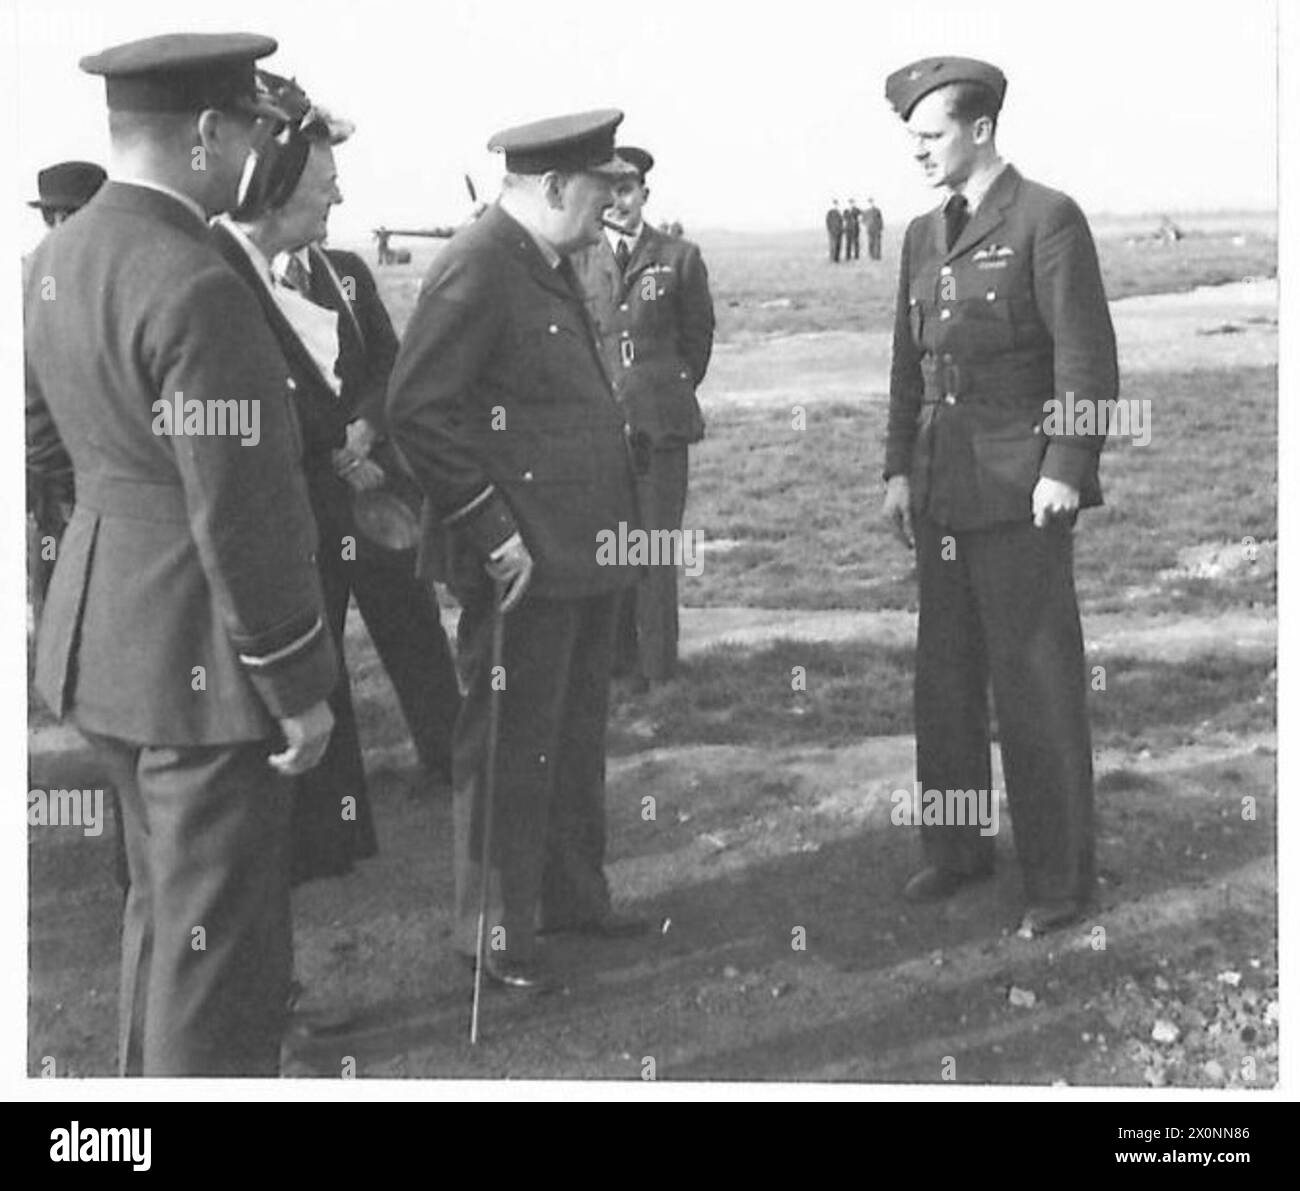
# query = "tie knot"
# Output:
<box><xmin>279</xmin><ymin>254</ymin><xmax>311</xmax><ymax>293</ymax></box>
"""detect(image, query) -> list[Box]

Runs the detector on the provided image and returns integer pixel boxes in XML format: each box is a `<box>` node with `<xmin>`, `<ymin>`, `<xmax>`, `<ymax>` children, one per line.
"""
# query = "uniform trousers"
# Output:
<box><xmin>913</xmin><ymin>512</ymin><xmax>1095</xmax><ymax>907</ymax></box>
<box><xmin>616</xmin><ymin>445</ymin><xmax>689</xmax><ymax>682</ymax></box>
<box><xmin>82</xmin><ymin>731</ymin><xmax>292</xmax><ymax>1076</ymax></box>
<box><xmin>450</xmin><ymin>583</ymin><xmax>621</xmax><ymax>961</ymax></box>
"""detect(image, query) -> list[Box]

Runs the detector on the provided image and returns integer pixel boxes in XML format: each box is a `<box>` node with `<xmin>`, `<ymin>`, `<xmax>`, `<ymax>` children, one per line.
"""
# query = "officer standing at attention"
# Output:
<box><xmin>573</xmin><ymin>145</ymin><xmax>715</xmax><ymax>689</ymax></box>
<box><xmin>825</xmin><ymin>199</ymin><xmax>844</xmax><ymax>262</ymax></box>
<box><xmin>25</xmin><ymin>33</ymin><xmax>338</xmax><ymax>1075</ymax></box>
<box><xmin>864</xmin><ymin>197</ymin><xmax>884</xmax><ymax>260</ymax></box>
<box><xmin>844</xmin><ymin>198</ymin><xmax>862</xmax><ymax>260</ymax></box>
<box><xmin>881</xmin><ymin>57</ymin><xmax>1118</xmax><ymax>936</ymax></box>
<box><xmin>388</xmin><ymin>110</ymin><xmax>649</xmax><ymax>991</ymax></box>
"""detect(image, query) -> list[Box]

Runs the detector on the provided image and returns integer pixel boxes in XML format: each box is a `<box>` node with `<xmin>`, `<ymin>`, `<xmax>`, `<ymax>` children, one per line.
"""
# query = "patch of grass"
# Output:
<box><xmin>349</xmin><ymin>217</ymin><xmax>1275</xmax><ymax>345</ymax></box>
<box><xmin>684</xmin><ymin>367</ymin><xmax>1276</xmax><ymax>615</ymax></box>
<box><xmin>608</xmin><ymin>643</ymin><xmax>1274</xmax><ymax>757</ymax></box>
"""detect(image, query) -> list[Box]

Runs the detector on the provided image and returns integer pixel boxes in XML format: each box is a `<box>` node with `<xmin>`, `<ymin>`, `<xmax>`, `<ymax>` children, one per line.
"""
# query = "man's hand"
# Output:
<box><xmin>485</xmin><ymin>534</ymin><xmax>534</xmax><ymax>612</ymax></box>
<box><xmin>1032</xmin><ymin>477</ymin><xmax>1080</xmax><ymax>528</ymax></box>
<box><xmin>344</xmin><ymin>418</ymin><xmax>376</xmax><ymax>459</ymax></box>
<box><xmin>883</xmin><ymin>474</ymin><xmax>914</xmax><ymax>549</ymax></box>
<box><xmin>332</xmin><ymin>449</ymin><xmax>386</xmax><ymax>491</ymax></box>
<box><xmin>270</xmin><ymin>699</ymin><xmax>335</xmax><ymax>776</ymax></box>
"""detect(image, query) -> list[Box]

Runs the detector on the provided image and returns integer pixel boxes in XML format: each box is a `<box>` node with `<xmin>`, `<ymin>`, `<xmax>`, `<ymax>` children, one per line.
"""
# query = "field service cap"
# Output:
<box><xmin>488</xmin><ymin>109</ymin><xmax>637</xmax><ymax>177</ymax></box>
<box><xmin>80</xmin><ymin>32</ymin><xmax>288</xmax><ymax>119</ymax></box>
<box><xmin>29</xmin><ymin>161</ymin><xmax>107</xmax><ymax>211</ymax></box>
<box><xmin>616</xmin><ymin>146</ymin><xmax>655</xmax><ymax>182</ymax></box>
<box><xmin>885</xmin><ymin>56</ymin><xmax>1007</xmax><ymax>120</ymax></box>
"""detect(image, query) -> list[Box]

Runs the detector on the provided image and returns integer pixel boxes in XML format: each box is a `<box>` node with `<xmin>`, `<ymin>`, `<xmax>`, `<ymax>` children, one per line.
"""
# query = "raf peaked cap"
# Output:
<box><xmin>79</xmin><ymin>32</ymin><xmax>286</xmax><ymax>119</ymax></box>
<box><xmin>885</xmin><ymin>56</ymin><xmax>1007</xmax><ymax>120</ymax></box>
<box><xmin>28</xmin><ymin>160</ymin><xmax>106</xmax><ymax>211</ymax></box>
<box><xmin>617</xmin><ymin>146</ymin><xmax>655</xmax><ymax>181</ymax></box>
<box><xmin>488</xmin><ymin>109</ymin><xmax>636</xmax><ymax>177</ymax></box>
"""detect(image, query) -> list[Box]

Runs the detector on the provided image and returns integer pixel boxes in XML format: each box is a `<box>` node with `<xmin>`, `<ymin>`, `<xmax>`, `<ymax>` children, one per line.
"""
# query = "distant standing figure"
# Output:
<box><xmin>844</xmin><ymin>198</ymin><xmax>862</xmax><ymax>259</ymax></box>
<box><xmin>864</xmin><ymin>197</ymin><xmax>884</xmax><ymax>259</ymax></box>
<box><xmin>825</xmin><ymin>200</ymin><xmax>843</xmax><ymax>261</ymax></box>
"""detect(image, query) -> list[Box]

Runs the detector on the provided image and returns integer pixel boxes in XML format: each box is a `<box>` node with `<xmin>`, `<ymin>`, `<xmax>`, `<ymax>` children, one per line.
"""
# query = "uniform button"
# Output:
<box><xmin>522</xmin><ymin>470</ymin><xmax>534</xmax><ymax>481</ymax></box>
<box><xmin>940</xmin><ymin>266</ymin><xmax>953</xmax><ymax>277</ymax></box>
<box><xmin>548</xmin><ymin>324</ymin><xmax>558</xmax><ymax>334</ymax></box>
<box><xmin>943</xmin><ymin>395</ymin><xmax>957</xmax><ymax>405</ymax></box>
<box><xmin>909</xmin><ymin>298</ymin><xmax>918</xmax><ymax>307</ymax></box>
<box><xmin>286</xmin><ymin>377</ymin><xmax>297</xmax><ymax>391</ymax></box>
<box><xmin>619</xmin><ymin>303</ymin><xmax>629</xmax><ymax>312</ymax></box>
<box><xmin>940</xmin><ymin>309</ymin><xmax>952</xmax><ymax>320</ymax></box>
<box><xmin>942</xmin><ymin>353</ymin><xmax>953</xmax><ymax>363</ymax></box>
<box><xmin>986</xmin><ymin>290</ymin><xmax>997</xmax><ymax>301</ymax></box>
<box><xmin>621</xmin><ymin>330</ymin><xmax>630</xmax><ymax>338</ymax></box>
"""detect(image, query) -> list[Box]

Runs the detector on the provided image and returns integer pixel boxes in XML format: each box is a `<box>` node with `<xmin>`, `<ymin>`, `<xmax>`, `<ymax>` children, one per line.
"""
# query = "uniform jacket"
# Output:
<box><xmin>886</xmin><ymin>165</ymin><xmax>1119</xmax><ymax>530</ymax></box>
<box><xmin>825</xmin><ymin>207</ymin><xmax>843</xmax><ymax>235</ymax></box>
<box><xmin>25</xmin><ymin>182</ymin><xmax>337</xmax><ymax>745</ymax></box>
<box><xmin>386</xmin><ymin>203</ymin><xmax>639</xmax><ymax>599</ymax></box>
<box><xmin>864</xmin><ymin>205</ymin><xmax>884</xmax><ymax>236</ymax></box>
<box><xmin>844</xmin><ymin>205</ymin><xmax>862</xmax><ymax>236</ymax></box>
<box><xmin>572</xmin><ymin>224</ymin><xmax>715</xmax><ymax>447</ymax></box>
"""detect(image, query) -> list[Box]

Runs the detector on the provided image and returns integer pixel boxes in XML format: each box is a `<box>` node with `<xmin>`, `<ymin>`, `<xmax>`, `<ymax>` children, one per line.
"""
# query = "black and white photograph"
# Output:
<box><xmin>4</xmin><ymin>0</ymin><xmax>1291</xmax><ymax>1119</ymax></box>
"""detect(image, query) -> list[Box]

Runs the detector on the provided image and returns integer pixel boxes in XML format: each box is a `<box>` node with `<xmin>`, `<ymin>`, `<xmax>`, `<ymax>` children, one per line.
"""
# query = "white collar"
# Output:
<box><xmin>950</xmin><ymin>158</ymin><xmax>1007</xmax><ymax>216</ymax></box>
<box><xmin>604</xmin><ymin>220</ymin><xmax>643</xmax><ymax>254</ymax></box>
<box><xmin>113</xmin><ymin>177</ymin><xmax>208</xmax><ymax>225</ymax></box>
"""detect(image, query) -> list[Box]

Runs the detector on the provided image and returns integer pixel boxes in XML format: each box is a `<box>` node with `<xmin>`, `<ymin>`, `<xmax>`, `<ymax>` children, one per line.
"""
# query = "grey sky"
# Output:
<box><xmin>10</xmin><ymin>0</ymin><xmax>1280</xmax><ymax>240</ymax></box>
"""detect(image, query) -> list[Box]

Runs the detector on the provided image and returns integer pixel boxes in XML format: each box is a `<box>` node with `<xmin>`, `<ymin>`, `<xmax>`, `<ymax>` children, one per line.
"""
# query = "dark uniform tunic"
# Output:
<box><xmin>25</xmin><ymin>182</ymin><xmax>338</xmax><ymax>1074</ymax></box>
<box><xmin>388</xmin><ymin>204</ymin><xmax>639</xmax><ymax>961</ymax></box>
<box><xmin>573</xmin><ymin>223</ymin><xmax>715</xmax><ymax>681</ymax></box>
<box><xmin>886</xmin><ymin>164</ymin><xmax>1118</xmax><ymax>908</ymax></box>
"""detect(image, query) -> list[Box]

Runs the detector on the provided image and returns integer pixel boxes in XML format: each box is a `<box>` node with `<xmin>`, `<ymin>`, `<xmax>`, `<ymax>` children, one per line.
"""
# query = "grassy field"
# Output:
<box><xmin>355</xmin><ymin>210</ymin><xmax>1276</xmax><ymax>342</ymax></box>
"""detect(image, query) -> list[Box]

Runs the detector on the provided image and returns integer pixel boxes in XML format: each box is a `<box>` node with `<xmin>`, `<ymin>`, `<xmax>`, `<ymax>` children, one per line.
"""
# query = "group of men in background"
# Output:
<box><xmin>825</xmin><ymin>196</ymin><xmax>883</xmax><ymax>261</ymax></box>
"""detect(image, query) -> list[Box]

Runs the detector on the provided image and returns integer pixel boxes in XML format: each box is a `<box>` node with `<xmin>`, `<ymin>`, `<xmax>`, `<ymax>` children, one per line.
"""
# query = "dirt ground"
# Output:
<box><xmin>27</xmin><ymin>278</ymin><xmax>1277</xmax><ymax>1085</ymax></box>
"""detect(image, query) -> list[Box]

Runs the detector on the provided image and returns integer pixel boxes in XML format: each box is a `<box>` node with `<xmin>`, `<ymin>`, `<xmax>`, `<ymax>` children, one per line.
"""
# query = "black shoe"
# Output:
<box><xmin>538</xmin><ymin>911</ymin><xmax>651</xmax><ymax>939</ymax></box>
<box><xmin>480</xmin><ymin>953</ymin><xmax>553</xmax><ymax>991</ymax></box>
<box><xmin>902</xmin><ymin>865</ymin><xmax>993</xmax><ymax>903</ymax></box>
<box><xmin>1016</xmin><ymin>901</ymin><xmax>1085</xmax><ymax>938</ymax></box>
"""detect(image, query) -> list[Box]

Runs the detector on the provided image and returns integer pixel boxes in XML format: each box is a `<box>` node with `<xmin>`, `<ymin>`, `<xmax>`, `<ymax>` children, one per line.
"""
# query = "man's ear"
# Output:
<box><xmin>195</xmin><ymin>109</ymin><xmax>224</xmax><ymax>156</ymax></box>
<box><xmin>540</xmin><ymin>170</ymin><xmax>566</xmax><ymax>209</ymax></box>
<box><xmin>971</xmin><ymin>115</ymin><xmax>995</xmax><ymax>147</ymax></box>
<box><xmin>642</xmin><ymin>185</ymin><xmax>651</xmax><ymax>207</ymax></box>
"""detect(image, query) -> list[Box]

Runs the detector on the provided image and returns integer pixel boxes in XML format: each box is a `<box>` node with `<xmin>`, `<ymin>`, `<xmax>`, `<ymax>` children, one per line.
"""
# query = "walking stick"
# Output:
<box><xmin>470</xmin><ymin>577</ymin><xmax>508</xmax><ymax>1045</ymax></box>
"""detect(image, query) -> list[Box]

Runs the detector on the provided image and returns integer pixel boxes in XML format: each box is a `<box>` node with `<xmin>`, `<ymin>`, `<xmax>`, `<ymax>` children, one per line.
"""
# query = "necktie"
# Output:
<box><xmin>280</xmin><ymin>254</ymin><xmax>312</xmax><ymax>294</ymax></box>
<box><xmin>944</xmin><ymin>194</ymin><xmax>970</xmax><ymax>251</ymax></box>
<box><xmin>615</xmin><ymin>238</ymin><xmax>631</xmax><ymax>271</ymax></box>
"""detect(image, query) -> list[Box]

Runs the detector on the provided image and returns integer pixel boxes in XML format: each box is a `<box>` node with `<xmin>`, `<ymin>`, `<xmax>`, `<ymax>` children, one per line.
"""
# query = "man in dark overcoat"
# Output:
<box><xmin>388</xmin><ymin>110</ymin><xmax>649</xmax><ymax>989</ymax></box>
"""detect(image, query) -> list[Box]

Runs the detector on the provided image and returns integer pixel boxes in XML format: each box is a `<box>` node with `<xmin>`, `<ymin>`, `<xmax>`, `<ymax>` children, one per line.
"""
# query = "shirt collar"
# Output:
<box><xmin>950</xmin><ymin>158</ymin><xmax>1007</xmax><ymax>215</ymax></box>
<box><xmin>112</xmin><ymin>177</ymin><xmax>208</xmax><ymax>226</ymax></box>
<box><xmin>604</xmin><ymin>220</ymin><xmax>643</xmax><ymax>254</ymax></box>
<box><xmin>271</xmin><ymin>246</ymin><xmax>313</xmax><ymax>286</ymax></box>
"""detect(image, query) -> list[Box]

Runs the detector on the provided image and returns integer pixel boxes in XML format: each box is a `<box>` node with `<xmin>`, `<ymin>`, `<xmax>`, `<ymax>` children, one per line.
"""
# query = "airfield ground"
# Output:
<box><xmin>29</xmin><ymin>215</ymin><xmax>1277</xmax><ymax>1085</ymax></box>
